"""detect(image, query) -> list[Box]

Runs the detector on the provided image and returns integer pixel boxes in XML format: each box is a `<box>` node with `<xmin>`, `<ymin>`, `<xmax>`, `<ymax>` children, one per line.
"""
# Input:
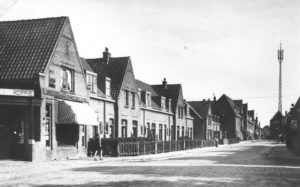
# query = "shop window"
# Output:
<box><xmin>48</xmin><ymin>70</ymin><xmax>56</xmax><ymax>88</ymax></box>
<box><xmin>176</xmin><ymin>125</ymin><xmax>179</xmax><ymax>139</ymax></box>
<box><xmin>121</xmin><ymin>120</ymin><xmax>127</xmax><ymax>138</ymax></box>
<box><xmin>56</xmin><ymin>124</ymin><xmax>79</xmax><ymax>146</ymax></box>
<box><xmin>61</xmin><ymin>67</ymin><xmax>74</xmax><ymax>92</ymax></box>
<box><xmin>80</xmin><ymin>125</ymin><xmax>86</xmax><ymax>147</ymax></box>
<box><xmin>45</xmin><ymin>104</ymin><xmax>52</xmax><ymax>147</ymax></box>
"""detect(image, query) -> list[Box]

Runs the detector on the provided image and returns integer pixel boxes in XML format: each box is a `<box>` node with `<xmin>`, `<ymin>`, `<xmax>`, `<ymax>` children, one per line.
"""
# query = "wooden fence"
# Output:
<box><xmin>116</xmin><ymin>139</ymin><xmax>219</xmax><ymax>157</ymax></box>
<box><xmin>101</xmin><ymin>138</ymin><xmax>240</xmax><ymax>157</ymax></box>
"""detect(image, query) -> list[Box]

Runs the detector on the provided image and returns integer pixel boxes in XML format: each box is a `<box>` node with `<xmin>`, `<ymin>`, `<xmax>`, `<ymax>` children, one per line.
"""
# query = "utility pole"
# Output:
<box><xmin>277</xmin><ymin>43</ymin><xmax>284</xmax><ymax>113</ymax></box>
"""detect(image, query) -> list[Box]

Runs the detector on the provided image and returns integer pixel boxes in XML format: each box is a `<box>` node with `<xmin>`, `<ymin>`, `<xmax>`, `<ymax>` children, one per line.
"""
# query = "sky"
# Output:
<box><xmin>0</xmin><ymin>0</ymin><xmax>299</xmax><ymax>126</ymax></box>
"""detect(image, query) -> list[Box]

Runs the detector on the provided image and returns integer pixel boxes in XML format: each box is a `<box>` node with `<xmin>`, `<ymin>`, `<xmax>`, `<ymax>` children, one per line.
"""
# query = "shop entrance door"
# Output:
<box><xmin>0</xmin><ymin>106</ymin><xmax>25</xmax><ymax>160</ymax></box>
<box><xmin>0</xmin><ymin>123</ymin><xmax>9</xmax><ymax>159</ymax></box>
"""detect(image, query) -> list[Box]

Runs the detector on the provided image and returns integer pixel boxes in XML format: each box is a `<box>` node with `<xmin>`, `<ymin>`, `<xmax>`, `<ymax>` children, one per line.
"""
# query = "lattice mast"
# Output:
<box><xmin>277</xmin><ymin>43</ymin><xmax>284</xmax><ymax>113</ymax></box>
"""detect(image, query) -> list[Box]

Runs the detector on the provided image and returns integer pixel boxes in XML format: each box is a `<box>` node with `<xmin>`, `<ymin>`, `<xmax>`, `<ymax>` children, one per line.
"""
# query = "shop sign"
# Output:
<box><xmin>43</xmin><ymin>88</ymin><xmax>87</xmax><ymax>102</ymax></box>
<box><xmin>0</xmin><ymin>88</ymin><xmax>34</xmax><ymax>97</ymax></box>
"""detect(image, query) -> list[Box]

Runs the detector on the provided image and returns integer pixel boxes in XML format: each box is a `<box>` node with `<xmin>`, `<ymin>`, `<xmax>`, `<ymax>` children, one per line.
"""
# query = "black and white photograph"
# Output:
<box><xmin>0</xmin><ymin>0</ymin><xmax>299</xmax><ymax>186</ymax></box>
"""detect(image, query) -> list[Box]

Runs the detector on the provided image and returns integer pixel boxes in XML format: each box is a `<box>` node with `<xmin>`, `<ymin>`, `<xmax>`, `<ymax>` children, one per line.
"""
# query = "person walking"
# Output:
<box><xmin>215</xmin><ymin>136</ymin><xmax>219</xmax><ymax>147</ymax></box>
<box><xmin>93</xmin><ymin>134</ymin><xmax>102</xmax><ymax>160</ymax></box>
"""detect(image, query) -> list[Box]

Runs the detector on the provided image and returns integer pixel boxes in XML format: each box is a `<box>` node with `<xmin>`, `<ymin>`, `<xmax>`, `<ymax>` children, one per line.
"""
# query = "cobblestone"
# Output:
<box><xmin>0</xmin><ymin>141</ymin><xmax>299</xmax><ymax>186</ymax></box>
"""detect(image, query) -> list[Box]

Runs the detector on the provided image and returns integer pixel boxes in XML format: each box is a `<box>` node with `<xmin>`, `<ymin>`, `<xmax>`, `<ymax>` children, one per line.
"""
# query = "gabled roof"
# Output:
<box><xmin>219</xmin><ymin>94</ymin><xmax>240</xmax><ymax>116</ymax></box>
<box><xmin>151</xmin><ymin>84</ymin><xmax>181</xmax><ymax>112</ymax></box>
<box><xmin>188</xmin><ymin>101</ymin><xmax>210</xmax><ymax>119</ymax></box>
<box><xmin>80</xmin><ymin>58</ymin><xmax>94</xmax><ymax>73</ymax></box>
<box><xmin>0</xmin><ymin>17</ymin><xmax>67</xmax><ymax>80</ymax></box>
<box><xmin>79</xmin><ymin>58</ymin><xmax>105</xmax><ymax>98</ymax></box>
<box><xmin>86</xmin><ymin>56</ymin><xmax>130</xmax><ymax>99</ymax></box>
<box><xmin>135</xmin><ymin>79</ymin><xmax>161</xmax><ymax>110</ymax></box>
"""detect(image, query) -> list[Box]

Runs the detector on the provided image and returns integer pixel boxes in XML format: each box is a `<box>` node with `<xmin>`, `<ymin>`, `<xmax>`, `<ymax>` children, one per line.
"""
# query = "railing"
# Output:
<box><xmin>100</xmin><ymin>139</ymin><xmax>223</xmax><ymax>157</ymax></box>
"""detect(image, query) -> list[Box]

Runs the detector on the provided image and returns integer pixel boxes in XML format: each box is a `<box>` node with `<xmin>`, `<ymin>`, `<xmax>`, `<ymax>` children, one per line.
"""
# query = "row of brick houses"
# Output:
<box><xmin>0</xmin><ymin>17</ymin><xmax>260</xmax><ymax>161</ymax></box>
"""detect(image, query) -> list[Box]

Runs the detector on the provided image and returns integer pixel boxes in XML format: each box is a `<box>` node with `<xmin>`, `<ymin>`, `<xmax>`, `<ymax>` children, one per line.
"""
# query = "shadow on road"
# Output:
<box><xmin>37</xmin><ymin>143</ymin><xmax>300</xmax><ymax>187</ymax></box>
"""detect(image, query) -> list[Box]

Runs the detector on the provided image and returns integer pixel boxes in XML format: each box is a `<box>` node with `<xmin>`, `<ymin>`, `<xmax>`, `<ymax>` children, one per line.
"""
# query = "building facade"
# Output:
<box><xmin>86</xmin><ymin>48</ymin><xmax>141</xmax><ymax>139</ymax></box>
<box><xmin>189</xmin><ymin>99</ymin><xmax>221</xmax><ymax>140</ymax></box>
<box><xmin>215</xmin><ymin>94</ymin><xmax>243</xmax><ymax>140</ymax></box>
<box><xmin>136</xmin><ymin>79</ymin><xmax>174</xmax><ymax>141</ymax></box>
<box><xmin>0</xmin><ymin>17</ymin><xmax>101</xmax><ymax>161</ymax></box>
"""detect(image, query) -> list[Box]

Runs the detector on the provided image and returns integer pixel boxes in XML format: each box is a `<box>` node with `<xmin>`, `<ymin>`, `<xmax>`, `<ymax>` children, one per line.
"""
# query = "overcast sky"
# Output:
<box><xmin>1</xmin><ymin>0</ymin><xmax>299</xmax><ymax>126</ymax></box>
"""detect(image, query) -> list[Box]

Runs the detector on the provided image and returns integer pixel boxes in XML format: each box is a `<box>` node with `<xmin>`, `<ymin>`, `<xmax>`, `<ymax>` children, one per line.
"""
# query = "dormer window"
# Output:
<box><xmin>161</xmin><ymin>96</ymin><xmax>166</xmax><ymax>110</ymax></box>
<box><xmin>146</xmin><ymin>92</ymin><xmax>151</xmax><ymax>107</ymax></box>
<box><xmin>137</xmin><ymin>88</ymin><xmax>141</xmax><ymax>101</ymax></box>
<box><xmin>61</xmin><ymin>67</ymin><xmax>74</xmax><ymax>92</ymax></box>
<box><xmin>48</xmin><ymin>69</ymin><xmax>56</xmax><ymax>88</ymax></box>
<box><xmin>86</xmin><ymin>71</ymin><xmax>97</xmax><ymax>93</ymax></box>
<box><xmin>105</xmin><ymin>77</ymin><xmax>111</xmax><ymax>97</ymax></box>
<box><xmin>168</xmin><ymin>99</ymin><xmax>172</xmax><ymax>112</ymax></box>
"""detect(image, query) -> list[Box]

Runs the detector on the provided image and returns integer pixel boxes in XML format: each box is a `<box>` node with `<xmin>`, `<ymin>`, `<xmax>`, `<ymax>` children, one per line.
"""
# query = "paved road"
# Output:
<box><xmin>1</xmin><ymin>141</ymin><xmax>300</xmax><ymax>186</ymax></box>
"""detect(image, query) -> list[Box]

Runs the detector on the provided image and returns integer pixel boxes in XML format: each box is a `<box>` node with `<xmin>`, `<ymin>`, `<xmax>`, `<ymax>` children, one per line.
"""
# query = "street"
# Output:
<box><xmin>1</xmin><ymin>141</ymin><xmax>300</xmax><ymax>186</ymax></box>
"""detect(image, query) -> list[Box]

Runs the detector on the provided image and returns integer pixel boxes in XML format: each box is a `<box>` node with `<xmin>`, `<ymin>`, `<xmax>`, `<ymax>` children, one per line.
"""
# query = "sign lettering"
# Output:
<box><xmin>0</xmin><ymin>88</ymin><xmax>34</xmax><ymax>97</ymax></box>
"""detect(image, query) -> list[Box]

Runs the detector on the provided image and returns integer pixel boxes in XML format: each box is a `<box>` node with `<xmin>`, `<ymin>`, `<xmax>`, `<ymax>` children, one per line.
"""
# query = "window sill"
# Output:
<box><xmin>125</xmin><ymin>105</ymin><xmax>129</xmax><ymax>109</ymax></box>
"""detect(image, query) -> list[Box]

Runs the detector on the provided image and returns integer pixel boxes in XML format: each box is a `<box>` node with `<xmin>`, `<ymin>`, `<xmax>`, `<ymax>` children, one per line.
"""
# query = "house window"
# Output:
<box><xmin>182</xmin><ymin>126</ymin><xmax>184</xmax><ymax>137</ymax></box>
<box><xmin>176</xmin><ymin>125</ymin><xmax>180</xmax><ymax>139</ymax></box>
<box><xmin>131</xmin><ymin>92</ymin><xmax>135</xmax><ymax>109</ymax></box>
<box><xmin>132</xmin><ymin>120</ymin><xmax>138</xmax><ymax>137</ymax></box>
<box><xmin>86</xmin><ymin>72</ymin><xmax>97</xmax><ymax>93</ymax></box>
<box><xmin>164</xmin><ymin>125</ymin><xmax>167</xmax><ymax>140</ymax></box>
<box><xmin>147</xmin><ymin>123</ymin><xmax>150</xmax><ymax>137</ymax></box>
<box><xmin>159</xmin><ymin>124</ymin><xmax>162</xmax><ymax>140</ymax></box>
<box><xmin>137</xmin><ymin>88</ymin><xmax>141</xmax><ymax>101</ymax></box>
<box><xmin>177</xmin><ymin>106</ymin><xmax>180</xmax><ymax>118</ymax></box>
<box><xmin>61</xmin><ymin>67</ymin><xmax>74</xmax><ymax>91</ymax></box>
<box><xmin>48</xmin><ymin>70</ymin><xmax>56</xmax><ymax>88</ymax></box>
<box><xmin>109</xmin><ymin>118</ymin><xmax>114</xmax><ymax>138</ymax></box>
<box><xmin>125</xmin><ymin>90</ymin><xmax>129</xmax><ymax>108</ymax></box>
<box><xmin>121</xmin><ymin>120</ymin><xmax>127</xmax><ymax>138</ymax></box>
<box><xmin>105</xmin><ymin>77</ymin><xmax>111</xmax><ymax>96</ymax></box>
<box><xmin>146</xmin><ymin>92</ymin><xmax>151</xmax><ymax>107</ymax></box>
<box><xmin>161</xmin><ymin>97</ymin><xmax>166</xmax><ymax>110</ymax></box>
<box><xmin>181</xmin><ymin>107</ymin><xmax>184</xmax><ymax>119</ymax></box>
<box><xmin>151</xmin><ymin>123</ymin><xmax>156</xmax><ymax>139</ymax></box>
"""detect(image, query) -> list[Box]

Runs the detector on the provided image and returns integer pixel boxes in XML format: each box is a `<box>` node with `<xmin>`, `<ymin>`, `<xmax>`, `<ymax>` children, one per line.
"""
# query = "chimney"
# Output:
<box><xmin>162</xmin><ymin>78</ymin><xmax>167</xmax><ymax>89</ymax></box>
<box><xmin>103</xmin><ymin>47</ymin><xmax>111</xmax><ymax>64</ymax></box>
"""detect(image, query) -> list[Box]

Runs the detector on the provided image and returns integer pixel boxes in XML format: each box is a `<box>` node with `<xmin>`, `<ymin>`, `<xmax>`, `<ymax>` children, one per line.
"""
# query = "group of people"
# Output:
<box><xmin>87</xmin><ymin>134</ymin><xmax>103</xmax><ymax>160</ymax></box>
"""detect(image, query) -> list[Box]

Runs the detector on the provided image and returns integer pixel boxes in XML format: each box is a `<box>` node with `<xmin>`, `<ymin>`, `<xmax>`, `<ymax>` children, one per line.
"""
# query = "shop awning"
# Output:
<box><xmin>57</xmin><ymin>100</ymin><xmax>98</xmax><ymax>126</ymax></box>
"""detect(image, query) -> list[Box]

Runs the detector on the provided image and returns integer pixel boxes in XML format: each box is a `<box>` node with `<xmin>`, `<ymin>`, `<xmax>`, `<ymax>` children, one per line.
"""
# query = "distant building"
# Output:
<box><xmin>188</xmin><ymin>99</ymin><xmax>221</xmax><ymax>140</ymax></box>
<box><xmin>269</xmin><ymin>111</ymin><xmax>284</xmax><ymax>140</ymax></box>
<box><xmin>215</xmin><ymin>94</ymin><xmax>243</xmax><ymax>140</ymax></box>
<box><xmin>242</xmin><ymin>104</ymin><xmax>255</xmax><ymax>140</ymax></box>
<box><xmin>285</xmin><ymin>97</ymin><xmax>300</xmax><ymax>155</ymax></box>
<box><xmin>152</xmin><ymin>79</ymin><xmax>193</xmax><ymax>140</ymax></box>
